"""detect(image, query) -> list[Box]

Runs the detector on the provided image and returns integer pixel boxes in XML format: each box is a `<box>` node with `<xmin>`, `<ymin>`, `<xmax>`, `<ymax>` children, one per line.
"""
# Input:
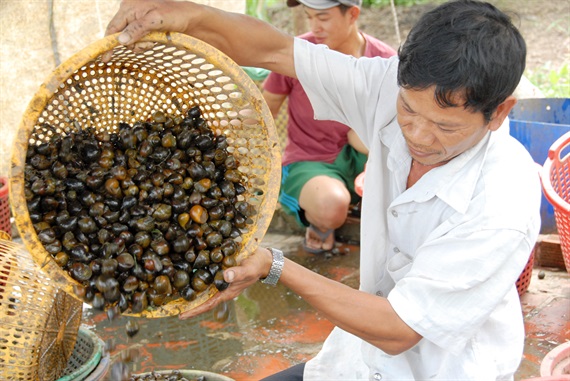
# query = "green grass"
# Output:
<box><xmin>526</xmin><ymin>63</ymin><xmax>570</xmax><ymax>98</ymax></box>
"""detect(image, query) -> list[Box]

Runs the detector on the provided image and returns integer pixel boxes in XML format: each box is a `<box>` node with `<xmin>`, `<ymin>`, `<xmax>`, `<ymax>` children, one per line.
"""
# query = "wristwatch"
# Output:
<box><xmin>260</xmin><ymin>247</ymin><xmax>284</xmax><ymax>286</ymax></box>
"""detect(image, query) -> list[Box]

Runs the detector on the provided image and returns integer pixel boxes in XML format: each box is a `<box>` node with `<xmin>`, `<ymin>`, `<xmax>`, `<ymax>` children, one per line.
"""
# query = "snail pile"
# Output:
<box><xmin>24</xmin><ymin>106</ymin><xmax>254</xmax><ymax>316</ymax></box>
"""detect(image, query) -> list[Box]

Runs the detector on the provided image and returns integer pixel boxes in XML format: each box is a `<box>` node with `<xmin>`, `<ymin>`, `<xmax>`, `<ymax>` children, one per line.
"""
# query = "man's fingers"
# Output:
<box><xmin>179</xmin><ymin>293</ymin><xmax>223</xmax><ymax>320</ymax></box>
<box><xmin>100</xmin><ymin>38</ymin><xmax>155</xmax><ymax>63</ymax></box>
<box><xmin>115</xmin><ymin>7</ymin><xmax>166</xmax><ymax>46</ymax></box>
<box><xmin>132</xmin><ymin>41</ymin><xmax>155</xmax><ymax>53</ymax></box>
<box><xmin>101</xmin><ymin>50</ymin><xmax>114</xmax><ymax>63</ymax></box>
<box><xmin>105</xmin><ymin>3</ymin><xmax>133</xmax><ymax>37</ymax></box>
<box><xmin>178</xmin><ymin>281</ymin><xmax>245</xmax><ymax>320</ymax></box>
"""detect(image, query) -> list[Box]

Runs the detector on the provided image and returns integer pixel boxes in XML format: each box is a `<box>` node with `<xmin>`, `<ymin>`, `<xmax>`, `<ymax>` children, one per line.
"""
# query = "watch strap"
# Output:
<box><xmin>260</xmin><ymin>247</ymin><xmax>284</xmax><ymax>286</ymax></box>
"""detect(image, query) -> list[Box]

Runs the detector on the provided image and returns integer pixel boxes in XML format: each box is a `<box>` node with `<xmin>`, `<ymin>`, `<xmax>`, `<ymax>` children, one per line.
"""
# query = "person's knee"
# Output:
<box><xmin>318</xmin><ymin>197</ymin><xmax>350</xmax><ymax>226</ymax></box>
<box><xmin>301</xmin><ymin>183</ymin><xmax>351</xmax><ymax>227</ymax></box>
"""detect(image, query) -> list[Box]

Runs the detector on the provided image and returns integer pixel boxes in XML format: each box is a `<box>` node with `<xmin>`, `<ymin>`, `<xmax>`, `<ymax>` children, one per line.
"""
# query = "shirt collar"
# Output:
<box><xmin>381</xmin><ymin>124</ymin><xmax>491</xmax><ymax>214</ymax></box>
<box><xmin>431</xmin><ymin>133</ymin><xmax>490</xmax><ymax>214</ymax></box>
<box><xmin>381</xmin><ymin>121</ymin><xmax>409</xmax><ymax>173</ymax></box>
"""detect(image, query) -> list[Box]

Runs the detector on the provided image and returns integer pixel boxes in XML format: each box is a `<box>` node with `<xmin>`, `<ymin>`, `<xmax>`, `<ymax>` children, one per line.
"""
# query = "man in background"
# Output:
<box><xmin>263</xmin><ymin>0</ymin><xmax>396</xmax><ymax>253</ymax></box>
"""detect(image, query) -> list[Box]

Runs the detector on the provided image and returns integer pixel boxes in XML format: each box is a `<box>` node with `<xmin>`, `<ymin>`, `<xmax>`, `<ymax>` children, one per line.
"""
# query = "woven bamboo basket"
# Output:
<box><xmin>56</xmin><ymin>326</ymin><xmax>108</xmax><ymax>381</ymax></box>
<box><xmin>10</xmin><ymin>32</ymin><xmax>281</xmax><ymax>318</ymax></box>
<box><xmin>0</xmin><ymin>239</ymin><xmax>83</xmax><ymax>381</ymax></box>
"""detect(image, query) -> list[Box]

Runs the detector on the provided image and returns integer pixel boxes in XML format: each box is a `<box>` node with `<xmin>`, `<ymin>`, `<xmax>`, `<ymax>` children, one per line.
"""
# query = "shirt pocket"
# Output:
<box><xmin>387</xmin><ymin>251</ymin><xmax>413</xmax><ymax>283</ymax></box>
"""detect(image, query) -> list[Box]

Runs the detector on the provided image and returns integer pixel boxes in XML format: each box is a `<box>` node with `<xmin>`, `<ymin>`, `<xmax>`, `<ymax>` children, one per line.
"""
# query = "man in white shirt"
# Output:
<box><xmin>105</xmin><ymin>0</ymin><xmax>541</xmax><ymax>379</ymax></box>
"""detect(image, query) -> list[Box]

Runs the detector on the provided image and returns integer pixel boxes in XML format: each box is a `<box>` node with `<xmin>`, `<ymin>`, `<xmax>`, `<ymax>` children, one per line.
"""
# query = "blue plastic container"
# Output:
<box><xmin>509</xmin><ymin>98</ymin><xmax>570</xmax><ymax>233</ymax></box>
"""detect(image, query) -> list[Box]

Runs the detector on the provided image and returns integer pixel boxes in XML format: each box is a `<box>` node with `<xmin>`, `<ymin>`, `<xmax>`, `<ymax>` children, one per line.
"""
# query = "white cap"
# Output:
<box><xmin>286</xmin><ymin>0</ymin><xmax>362</xmax><ymax>10</ymax></box>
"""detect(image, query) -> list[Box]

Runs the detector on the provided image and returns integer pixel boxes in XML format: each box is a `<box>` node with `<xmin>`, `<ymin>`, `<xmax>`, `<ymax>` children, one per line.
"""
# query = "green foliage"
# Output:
<box><xmin>246</xmin><ymin>0</ymin><xmax>266</xmax><ymax>20</ymax></box>
<box><xmin>526</xmin><ymin>63</ymin><xmax>570</xmax><ymax>98</ymax></box>
<box><xmin>246</xmin><ymin>0</ymin><xmax>282</xmax><ymax>20</ymax></box>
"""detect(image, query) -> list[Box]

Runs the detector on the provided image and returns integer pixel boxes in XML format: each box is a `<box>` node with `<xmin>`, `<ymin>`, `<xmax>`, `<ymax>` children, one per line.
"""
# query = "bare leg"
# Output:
<box><xmin>299</xmin><ymin>175</ymin><xmax>351</xmax><ymax>251</ymax></box>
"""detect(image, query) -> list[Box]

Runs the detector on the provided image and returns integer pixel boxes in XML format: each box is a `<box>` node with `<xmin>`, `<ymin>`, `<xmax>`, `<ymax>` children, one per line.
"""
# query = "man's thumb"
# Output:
<box><xmin>224</xmin><ymin>269</ymin><xmax>235</xmax><ymax>283</ymax></box>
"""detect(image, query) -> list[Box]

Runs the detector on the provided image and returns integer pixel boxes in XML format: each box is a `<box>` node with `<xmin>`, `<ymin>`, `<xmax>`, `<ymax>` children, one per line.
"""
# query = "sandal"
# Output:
<box><xmin>302</xmin><ymin>224</ymin><xmax>335</xmax><ymax>254</ymax></box>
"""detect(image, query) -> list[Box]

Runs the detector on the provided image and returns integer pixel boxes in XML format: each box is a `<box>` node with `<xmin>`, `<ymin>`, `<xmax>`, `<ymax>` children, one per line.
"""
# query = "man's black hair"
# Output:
<box><xmin>397</xmin><ymin>0</ymin><xmax>526</xmax><ymax>122</ymax></box>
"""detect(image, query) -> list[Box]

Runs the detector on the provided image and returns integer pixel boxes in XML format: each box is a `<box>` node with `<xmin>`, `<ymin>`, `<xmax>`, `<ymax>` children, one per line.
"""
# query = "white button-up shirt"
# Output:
<box><xmin>294</xmin><ymin>38</ymin><xmax>541</xmax><ymax>380</ymax></box>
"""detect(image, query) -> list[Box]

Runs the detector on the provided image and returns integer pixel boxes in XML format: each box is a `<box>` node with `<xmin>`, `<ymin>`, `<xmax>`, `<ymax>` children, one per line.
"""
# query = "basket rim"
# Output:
<box><xmin>9</xmin><ymin>31</ymin><xmax>281</xmax><ymax>318</ymax></box>
<box><xmin>56</xmin><ymin>326</ymin><xmax>104</xmax><ymax>381</ymax></box>
<box><xmin>540</xmin><ymin>131</ymin><xmax>570</xmax><ymax>213</ymax></box>
<box><xmin>539</xmin><ymin>340</ymin><xmax>570</xmax><ymax>376</ymax></box>
<box><xmin>0</xmin><ymin>176</ymin><xmax>7</xmax><ymax>197</ymax></box>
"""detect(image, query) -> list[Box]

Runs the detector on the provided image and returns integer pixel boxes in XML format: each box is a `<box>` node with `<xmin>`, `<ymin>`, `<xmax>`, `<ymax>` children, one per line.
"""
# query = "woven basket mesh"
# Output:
<box><xmin>251</xmin><ymin>78</ymin><xmax>288</xmax><ymax>153</ymax></box>
<box><xmin>0</xmin><ymin>239</ymin><xmax>83</xmax><ymax>381</ymax></box>
<box><xmin>515</xmin><ymin>247</ymin><xmax>535</xmax><ymax>296</ymax></box>
<box><xmin>56</xmin><ymin>327</ymin><xmax>103</xmax><ymax>381</ymax></box>
<box><xmin>10</xmin><ymin>32</ymin><xmax>281</xmax><ymax>318</ymax></box>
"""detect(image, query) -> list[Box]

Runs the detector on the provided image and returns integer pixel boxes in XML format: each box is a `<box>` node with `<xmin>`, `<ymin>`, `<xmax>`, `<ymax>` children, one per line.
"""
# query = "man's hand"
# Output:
<box><xmin>179</xmin><ymin>247</ymin><xmax>273</xmax><ymax>320</ymax></box>
<box><xmin>102</xmin><ymin>0</ymin><xmax>191</xmax><ymax>62</ymax></box>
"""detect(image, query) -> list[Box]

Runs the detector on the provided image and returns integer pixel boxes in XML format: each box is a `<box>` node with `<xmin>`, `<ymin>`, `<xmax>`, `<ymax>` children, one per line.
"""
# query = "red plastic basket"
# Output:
<box><xmin>0</xmin><ymin>177</ymin><xmax>10</xmax><ymax>238</ymax></box>
<box><xmin>540</xmin><ymin>131</ymin><xmax>570</xmax><ymax>273</ymax></box>
<box><xmin>515</xmin><ymin>247</ymin><xmax>535</xmax><ymax>296</ymax></box>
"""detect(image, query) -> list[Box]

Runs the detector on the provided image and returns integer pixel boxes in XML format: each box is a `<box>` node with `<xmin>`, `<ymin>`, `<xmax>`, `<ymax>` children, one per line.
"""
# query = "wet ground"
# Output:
<box><xmin>82</xmin><ymin>231</ymin><xmax>351</xmax><ymax>380</ymax></box>
<box><xmin>81</xmin><ymin>228</ymin><xmax>570</xmax><ymax>381</ymax></box>
<box><xmin>517</xmin><ymin>263</ymin><xmax>570</xmax><ymax>379</ymax></box>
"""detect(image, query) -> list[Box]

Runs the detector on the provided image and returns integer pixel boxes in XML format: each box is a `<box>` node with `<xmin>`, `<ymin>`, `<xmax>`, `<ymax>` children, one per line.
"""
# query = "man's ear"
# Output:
<box><xmin>350</xmin><ymin>6</ymin><xmax>361</xmax><ymax>22</ymax></box>
<box><xmin>488</xmin><ymin>96</ymin><xmax>517</xmax><ymax>131</ymax></box>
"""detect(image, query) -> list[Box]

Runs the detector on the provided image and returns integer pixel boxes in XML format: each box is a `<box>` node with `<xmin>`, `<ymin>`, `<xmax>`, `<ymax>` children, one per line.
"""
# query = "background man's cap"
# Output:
<box><xmin>286</xmin><ymin>0</ymin><xmax>362</xmax><ymax>10</ymax></box>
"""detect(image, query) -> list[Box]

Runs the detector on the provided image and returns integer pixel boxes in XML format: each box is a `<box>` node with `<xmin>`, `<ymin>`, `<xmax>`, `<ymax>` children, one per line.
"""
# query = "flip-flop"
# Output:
<box><xmin>302</xmin><ymin>224</ymin><xmax>335</xmax><ymax>254</ymax></box>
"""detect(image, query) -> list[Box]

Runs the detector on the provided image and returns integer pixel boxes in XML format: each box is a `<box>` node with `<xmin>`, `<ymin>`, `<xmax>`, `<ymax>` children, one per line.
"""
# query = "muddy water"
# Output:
<box><xmin>82</xmin><ymin>241</ymin><xmax>360</xmax><ymax>380</ymax></box>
